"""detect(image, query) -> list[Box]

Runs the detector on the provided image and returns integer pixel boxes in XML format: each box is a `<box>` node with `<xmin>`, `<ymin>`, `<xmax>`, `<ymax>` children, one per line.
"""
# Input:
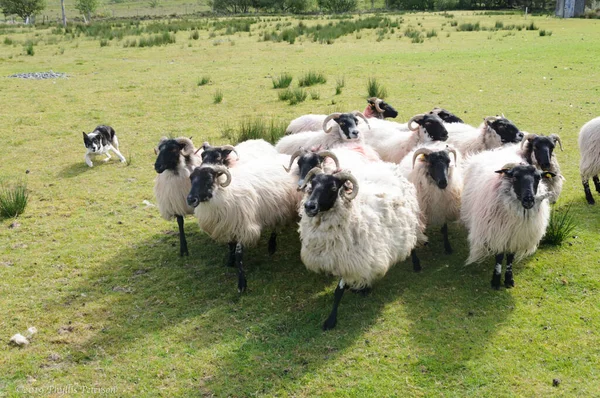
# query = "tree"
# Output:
<box><xmin>75</xmin><ymin>0</ymin><xmax>98</xmax><ymax>21</ymax></box>
<box><xmin>0</xmin><ymin>0</ymin><xmax>46</xmax><ymax>22</ymax></box>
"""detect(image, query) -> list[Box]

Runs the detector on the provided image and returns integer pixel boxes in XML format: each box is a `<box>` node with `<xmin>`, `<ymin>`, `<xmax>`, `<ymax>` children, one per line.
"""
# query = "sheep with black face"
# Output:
<box><xmin>461</xmin><ymin>148</ymin><xmax>554</xmax><ymax>290</ymax></box>
<box><xmin>298</xmin><ymin>164</ymin><xmax>425</xmax><ymax>330</ymax></box>
<box><xmin>153</xmin><ymin>137</ymin><xmax>202</xmax><ymax>256</ymax></box>
<box><xmin>445</xmin><ymin>115</ymin><xmax>524</xmax><ymax>155</ymax></box>
<box><xmin>429</xmin><ymin>107</ymin><xmax>464</xmax><ymax>124</ymax></box>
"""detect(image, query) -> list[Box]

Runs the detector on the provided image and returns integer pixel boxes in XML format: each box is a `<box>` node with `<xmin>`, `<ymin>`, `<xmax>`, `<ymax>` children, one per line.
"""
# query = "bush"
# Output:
<box><xmin>367</xmin><ymin>77</ymin><xmax>387</xmax><ymax>98</ymax></box>
<box><xmin>298</xmin><ymin>71</ymin><xmax>326</xmax><ymax>87</ymax></box>
<box><xmin>0</xmin><ymin>180</ymin><xmax>28</xmax><ymax>218</ymax></box>
<box><xmin>272</xmin><ymin>73</ymin><xmax>293</xmax><ymax>89</ymax></box>
<box><xmin>542</xmin><ymin>204</ymin><xmax>576</xmax><ymax>246</ymax></box>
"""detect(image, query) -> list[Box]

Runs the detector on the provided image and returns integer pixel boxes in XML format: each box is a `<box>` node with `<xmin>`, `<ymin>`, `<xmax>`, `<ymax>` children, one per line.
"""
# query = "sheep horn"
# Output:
<box><xmin>549</xmin><ymin>134</ymin><xmax>563</xmax><ymax>151</ymax></box>
<box><xmin>299</xmin><ymin>167</ymin><xmax>323</xmax><ymax>191</ymax></box>
<box><xmin>408</xmin><ymin>114</ymin><xmax>426</xmax><ymax>132</ymax></box>
<box><xmin>322</xmin><ymin>113</ymin><xmax>343</xmax><ymax>134</ymax></box>
<box><xmin>412</xmin><ymin>148</ymin><xmax>433</xmax><ymax>169</ymax></box>
<box><xmin>497</xmin><ymin>163</ymin><xmax>519</xmax><ymax>174</ymax></box>
<box><xmin>220</xmin><ymin>144</ymin><xmax>239</xmax><ymax>160</ymax></box>
<box><xmin>484</xmin><ymin>116</ymin><xmax>500</xmax><ymax>126</ymax></box>
<box><xmin>317</xmin><ymin>150</ymin><xmax>340</xmax><ymax>170</ymax></box>
<box><xmin>445</xmin><ymin>146</ymin><xmax>458</xmax><ymax>166</ymax></box>
<box><xmin>202</xmin><ymin>141</ymin><xmax>211</xmax><ymax>150</ymax></box>
<box><xmin>369</xmin><ymin>97</ymin><xmax>384</xmax><ymax>113</ymax></box>
<box><xmin>284</xmin><ymin>149</ymin><xmax>304</xmax><ymax>173</ymax></box>
<box><xmin>520</xmin><ymin>133</ymin><xmax>538</xmax><ymax>150</ymax></box>
<box><xmin>333</xmin><ymin>170</ymin><xmax>359</xmax><ymax>201</ymax></box>
<box><xmin>353</xmin><ymin>111</ymin><xmax>371</xmax><ymax>130</ymax></box>
<box><xmin>213</xmin><ymin>165</ymin><xmax>232</xmax><ymax>188</ymax></box>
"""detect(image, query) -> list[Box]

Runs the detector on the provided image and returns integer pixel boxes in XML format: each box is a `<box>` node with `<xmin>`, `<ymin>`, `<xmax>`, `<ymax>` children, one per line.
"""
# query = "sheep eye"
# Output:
<box><xmin>339</xmin><ymin>122</ymin><xmax>345</xmax><ymax>126</ymax></box>
<box><xmin>331</xmin><ymin>185</ymin><xmax>338</xmax><ymax>192</ymax></box>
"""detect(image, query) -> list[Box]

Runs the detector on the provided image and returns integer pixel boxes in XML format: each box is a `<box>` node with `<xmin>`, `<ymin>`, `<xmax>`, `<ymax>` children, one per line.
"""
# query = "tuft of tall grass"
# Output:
<box><xmin>278</xmin><ymin>88</ymin><xmax>293</xmax><ymax>101</ymax></box>
<box><xmin>221</xmin><ymin>118</ymin><xmax>287</xmax><ymax>145</ymax></box>
<box><xmin>213</xmin><ymin>89</ymin><xmax>223</xmax><ymax>104</ymax></box>
<box><xmin>298</xmin><ymin>71</ymin><xmax>326</xmax><ymax>87</ymax></box>
<box><xmin>190</xmin><ymin>30</ymin><xmax>200</xmax><ymax>40</ymax></box>
<box><xmin>542</xmin><ymin>203</ymin><xmax>576</xmax><ymax>246</ymax></box>
<box><xmin>367</xmin><ymin>77</ymin><xmax>387</xmax><ymax>99</ymax></box>
<box><xmin>24</xmin><ymin>42</ymin><xmax>34</xmax><ymax>56</ymax></box>
<box><xmin>272</xmin><ymin>73</ymin><xmax>293</xmax><ymax>89</ymax></box>
<box><xmin>289</xmin><ymin>88</ymin><xmax>307</xmax><ymax>105</ymax></box>
<box><xmin>100</xmin><ymin>39</ymin><xmax>109</xmax><ymax>47</ymax></box>
<box><xmin>426</xmin><ymin>29</ymin><xmax>437</xmax><ymax>38</ymax></box>
<box><xmin>197</xmin><ymin>76</ymin><xmax>211</xmax><ymax>86</ymax></box>
<box><xmin>539</xmin><ymin>29</ymin><xmax>552</xmax><ymax>36</ymax></box>
<box><xmin>457</xmin><ymin>22</ymin><xmax>481</xmax><ymax>32</ymax></box>
<box><xmin>335</xmin><ymin>76</ymin><xmax>345</xmax><ymax>95</ymax></box>
<box><xmin>310</xmin><ymin>91</ymin><xmax>320</xmax><ymax>100</ymax></box>
<box><xmin>4</xmin><ymin>37</ymin><xmax>14</xmax><ymax>45</ymax></box>
<box><xmin>0</xmin><ymin>180</ymin><xmax>28</xmax><ymax>218</ymax></box>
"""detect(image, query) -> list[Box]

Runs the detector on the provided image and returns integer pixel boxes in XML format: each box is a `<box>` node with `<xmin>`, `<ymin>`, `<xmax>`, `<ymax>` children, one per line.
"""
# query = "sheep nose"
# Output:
<box><xmin>437</xmin><ymin>180</ymin><xmax>448</xmax><ymax>189</ymax></box>
<box><xmin>304</xmin><ymin>201</ymin><xmax>319</xmax><ymax>217</ymax></box>
<box><xmin>522</xmin><ymin>195</ymin><xmax>534</xmax><ymax>209</ymax></box>
<box><xmin>540</xmin><ymin>163</ymin><xmax>551</xmax><ymax>171</ymax></box>
<box><xmin>349</xmin><ymin>130</ymin><xmax>359</xmax><ymax>139</ymax></box>
<box><xmin>155</xmin><ymin>163</ymin><xmax>166</xmax><ymax>173</ymax></box>
<box><xmin>187</xmin><ymin>195</ymin><xmax>199</xmax><ymax>207</ymax></box>
<box><xmin>516</xmin><ymin>132</ymin><xmax>524</xmax><ymax>142</ymax></box>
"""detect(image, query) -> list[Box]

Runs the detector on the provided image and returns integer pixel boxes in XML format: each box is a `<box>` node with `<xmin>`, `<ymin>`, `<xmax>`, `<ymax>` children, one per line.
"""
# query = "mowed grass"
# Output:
<box><xmin>1</xmin><ymin>11</ymin><xmax>599</xmax><ymax>397</ymax></box>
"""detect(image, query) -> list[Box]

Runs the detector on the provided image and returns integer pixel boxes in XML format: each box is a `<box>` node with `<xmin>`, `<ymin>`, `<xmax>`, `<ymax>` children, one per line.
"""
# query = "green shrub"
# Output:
<box><xmin>542</xmin><ymin>204</ymin><xmax>576</xmax><ymax>246</ymax></box>
<box><xmin>0</xmin><ymin>180</ymin><xmax>28</xmax><ymax>218</ymax></box>
<box><xmin>272</xmin><ymin>73</ymin><xmax>293</xmax><ymax>89</ymax></box>
<box><xmin>367</xmin><ymin>77</ymin><xmax>387</xmax><ymax>99</ymax></box>
<box><xmin>298</xmin><ymin>71</ymin><xmax>327</xmax><ymax>87</ymax></box>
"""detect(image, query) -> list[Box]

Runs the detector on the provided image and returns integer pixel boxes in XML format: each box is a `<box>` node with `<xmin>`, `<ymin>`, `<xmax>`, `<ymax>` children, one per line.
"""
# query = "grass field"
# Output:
<box><xmin>1</xmin><ymin>11</ymin><xmax>600</xmax><ymax>397</ymax></box>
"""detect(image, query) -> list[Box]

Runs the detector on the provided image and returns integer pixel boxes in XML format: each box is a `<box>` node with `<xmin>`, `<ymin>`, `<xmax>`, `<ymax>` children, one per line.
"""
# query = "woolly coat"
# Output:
<box><xmin>362</xmin><ymin>125</ymin><xmax>434</xmax><ymax>164</ymax></box>
<box><xmin>578</xmin><ymin>116</ymin><xmax>600</xmax><ymax>181</ymax></box>
<box><xmin>194</xmin><ymin>155</ymin><xmax>301</xmax><ymax>246</ymax></box>
<box><xmin>461</xmin><ymin>148</ymin><xmax>551</xmax><ymax>264</ymax></box>
<box><xmin>285</xmin><ymin>106</ymin><xmax>382</xmax><ymax>135</ymax></box>
<box><xmin>445</xmin><ymin>122</ymin><xmax>504</xmax><ymax>156</ymax></box>
<box><xmin>399</xmin><ymin>142</ymin><xmax>463</xmax><ymax>228</ymax></box>
<box><xmin>154</xmin><ymin>138</ymin><xmax>202</xmax><ymax>220</ymax></box>
<box><xmin>298</xmin><ymin>165</ymin><xmax>423</xmax><ymax>289</ymax></box>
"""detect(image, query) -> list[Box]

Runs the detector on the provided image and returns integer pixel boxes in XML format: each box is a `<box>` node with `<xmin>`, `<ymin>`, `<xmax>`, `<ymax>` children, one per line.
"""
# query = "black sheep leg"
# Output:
<box><xmin>235</xmin><ymin>243</ymin><xmax>247</xmax><ymax>293</ymax></box>
<box><xmin>583</xmin><ymin>180</ymin><xmax>595</xmax><ymax>205</ymax></box>
<box><xmin>504</xmin><ymin>253</ymin><xmax>515</xmax><ymax>288</ymax></box>
<box><xmin>323</xmin><ymin>279</ymin><xmax>347</xmax><ymax>331</ymax></box>
<box><xmin>491</xmin><ymin>253</ymin><xmax>504</xmax><ymax>290</ymax></box>
<box><xmin>441</xmin><ymin>223</ymin><xmax>453</xmax><ymax>254</ymax></box>
<box><xmin>594</xmin><ymin>176</ymin><xmax>600</xmax><ymax>193</ymax></box>
<box><xmin>411</xmin><ymin>249</ymin><xmax>422</xmax><ymax>272</ymax></box>
<box><xmin>268</xmin><ymin>231</ymin><xmax>277</xmax><ymax>255</ymax></box>
<box><xmin>176</xmin><ymin>215</ymin><xmax>188</xmax><ymax>257</ymax></box>
<box><xmin>226</xmin><ymin>242</ymin><xmax>236</xmax><ymax>267</ymax></box>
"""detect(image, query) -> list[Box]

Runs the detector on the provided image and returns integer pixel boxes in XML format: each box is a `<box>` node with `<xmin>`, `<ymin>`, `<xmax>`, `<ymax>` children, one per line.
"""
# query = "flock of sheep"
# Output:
<box><xmin>153</xmin><ymin>98</ymin><xmax>600</xmax><ymax>330</ymax></box>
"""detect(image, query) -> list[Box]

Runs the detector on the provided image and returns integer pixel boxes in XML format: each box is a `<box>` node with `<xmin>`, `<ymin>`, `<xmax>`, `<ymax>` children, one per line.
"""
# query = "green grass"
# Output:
<box><xmin>197</xmin><ymin>75</ymin><xmax>210</xmax><ymax>86</ymax></box>
<box><xmin>335</xmin><ymin>76</ymin><xmax>345</xmax><ymax>95</ymax></box>
<box><xmin>272</xmin><ymin>72</ymin><xmax>293</xmax><ymax>89</ymax></box>
<box><xmin>213</xmin><ymin>89</ymin><xmax>223</xmax><ymax>104</ymax></box>
<box><xmin>542</xmin><ymin>203</ymin><xmax>577</xmax><ymax>246</ymax></box>
<box><xmin>1</xmin><ymin>11</ymin><xmax>599</xmax><ymax>397</ymax></box>
<box><xmin>366</xmin><ymin>76</ymin><xmax>387</xmax><ymax>99</ymax></box>
<box><xmin>298</xmin><ymin>70</ymin><xmax>327</xmax><ymax>87</ymax></box>
<box><xmin>221</xmin><ymin>118</ymin><xmax>287</xmax><ymax>145</ymax></box>
<box><xmin>0</xmin><ymin>180</ymin><xmax>28</xmax><ymax>218</ymax></box>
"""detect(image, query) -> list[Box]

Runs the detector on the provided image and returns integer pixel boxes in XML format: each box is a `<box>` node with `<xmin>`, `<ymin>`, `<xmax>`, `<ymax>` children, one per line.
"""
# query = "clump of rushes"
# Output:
<box><xmin>298</xmin><ymin>70</ymin><xmax>326</xmax><ymax>87</ymax></box>
<box><xmin>542</xmin><ymin>203</ymin><xmax>576</xmax><ymax>246</ymax></box>
<box><xmin>272</xmin><ymin>73</ymin><xmax>293</xmax><ymax>89</ymax></box>
<box><xmin>213</xmin><ymin>89</ymin><xmax>223</xmax><ymax>104</ymax></box>
<box><xmin>367</xmin><ymin>77</ymin><xmax>387</xmax><ymax>98</ymax></box>
<box><xmin>0</xmin><ymin>180</ymin><xmax>28</xmax><ymax>218</ymax></box>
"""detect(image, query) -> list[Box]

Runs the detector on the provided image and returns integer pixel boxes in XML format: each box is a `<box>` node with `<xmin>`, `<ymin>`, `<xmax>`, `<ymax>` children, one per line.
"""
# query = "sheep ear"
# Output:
<box><xmin>495</xmin><ymin>168</ymin><xmax>513</xmax><ymax>176</ymax></box>
<box><xmin>154</xmin><ymin>147</ymin><xmax>158</xmax><ymax>155</ymax></box>
<box><xmin>542</xmin><ymin>172</ymin><xmax>556</xmax><ymax>179</ymax></box>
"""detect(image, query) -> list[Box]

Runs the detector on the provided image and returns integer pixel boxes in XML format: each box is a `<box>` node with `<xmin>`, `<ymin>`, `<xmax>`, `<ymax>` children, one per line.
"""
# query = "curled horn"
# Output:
<box><xmin>445</xmin><ymin>146</ymin><xmax>458</xmax><ymax>166</ymax></box>
<box><xmin>368</xmin><ymin>97</ymin><xmax>384</xmax><ymax>113</ymax></box>
<box><xmin>299</xmin><ymin>167</ymin><xmax>323</xmax><ymax>191</ymax></box>
<box><xmin>220</xmin><ymin>144</ymin><xmax>239</xmax><ymax>160</ymax></box>
<box><xmin>496</xmin><ymin>163</ymin><xmax>519</xmax><ymax>174</ymax></box>
<box><xmin>408</xmin><ymin>114</ymin><xmax>426</xmax><ymax>131</ymax></box>
<box><xmin>322</xmin><ymin>113</ymin><xmax>343</xmax><ymax>134</ymax></box>
<box><xmin>333</xmin><ymin>170</ymin><xmax>359</xmax><ymax>201</ymax></box>
<box><xmin>195</xmin><ymin>141</ymin><xmax>210</xmax><ymax>155</ymax></box>
<box><xmin>353</xmin><ymin>111</ymin><xmax>371</xmax><ymax>130</ymax></box>
<box><xmin>549</xmin><ymin>134</ymin><xmax>563</xmax><ymax>151</ymax></box>
<box><xmin>212</xmin><ymin>165</ymin><xmax>232</xmax><ymax>187</ymax></box>
<box><xmin>484</xmin><ymin>116</ymin><xmax>500</xmax><ymax>126</ymax></box>
<box><xmin>412</xmin><ymin>148</ymin><xmax>433</xmax><ymax>169</ymax></box>
<box><xmin>284</xmin><ymin>148</ymin><xmax>305</xmax><ymax>173</ymax></box>
<box><xmin>520</xmin><ymin>133</ymin><xmax>538</xmax><ymax>150</ymax></box>
<box><xmin>317</xmin><ymin>150</ymin><xmax>340</xmax><ymax>170</ymax></box>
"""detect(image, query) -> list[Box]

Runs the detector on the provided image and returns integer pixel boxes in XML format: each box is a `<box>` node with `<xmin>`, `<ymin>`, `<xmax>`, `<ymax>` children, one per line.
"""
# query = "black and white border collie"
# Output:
<box><xmin>83</xmin><ymin>125</ymin><xmax>126</xmax><ymax>167</ymax></box>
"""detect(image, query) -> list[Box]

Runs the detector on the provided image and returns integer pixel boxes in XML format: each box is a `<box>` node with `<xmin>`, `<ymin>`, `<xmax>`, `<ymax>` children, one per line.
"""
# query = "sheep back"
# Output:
<box><xmin>578</xmin><ymin>116</ymin><xmax>600</xmax><ymax>181</ymax></box>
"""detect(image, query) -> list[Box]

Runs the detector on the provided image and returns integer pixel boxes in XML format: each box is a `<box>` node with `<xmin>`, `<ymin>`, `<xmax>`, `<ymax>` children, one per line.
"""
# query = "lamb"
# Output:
<box><xmin>578</xmin><ymin>117</ymin><xmax>600</xmax><ymax>204</ymax></box>
<box><xmin>444</xmin><ymin>116</ymin><xmax>524</xmax><ymax>155</ymax></box>
<box><xmin>186</xmin><ymin>158</ymin><xmax>300</xmax><ymax>292</ymax></box>
<box><xmin>285</xmin><ymin>98</ymin><xmax>397</xmax><ymax>135</ymax></box>
<box><xmin>517</xmin><ymin>133</ymin><xmax>564</xmax><ymax>204</ymax></box>
<box><xmin>461</xmin><ymin>147</ymin><xmax>555</xmax><ymax>289</ymax></box>
<box><xmin>399</xmin><ymin>143</ymin><xmax>462</xmax><ymax>254</ymax></box>
<box><xmin>153</xmin><ymin>137</ymin><xmax>202</xmax><ymax>256</ymax></box>
<box><xmin>298</xmin><ymin>165</ymin><xmax>425</xmax><ymax>330</ymax></box>
<box><xmin>362</xmin><ymin>113</ymin><xmax>449</xmax><ymax>164</ymax></box>
<box><xmin>275</xmin><ymin>112</ymin><xmax>377</xmax><ymax>159</ymax></box>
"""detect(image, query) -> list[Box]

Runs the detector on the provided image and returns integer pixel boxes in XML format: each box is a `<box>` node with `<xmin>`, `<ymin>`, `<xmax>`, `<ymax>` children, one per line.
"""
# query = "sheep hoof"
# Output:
<box><xmin>491</xmin><ymin>274</ymin><xmax>502</xmax><ymax>290</ymax></box>
<box><xmin>413</xmin><ymin>263</ymin><xmax>422</xmax><ymax>273</ymax></box>
<box><xmin>180</xmin><ymin>248</ymin><xmax>189</xmax><ymax>257</ymax></box>
<box><xmin>268</xmin><ymin>232</ymin><xmax>277</xmax><ymax>255</ymax></box>
<box><xmin>237</xmin><ymin>277</ymin><xmax>247</xmax><ymax>293</ymax></box>
<box><xmin>322</xmin><ymin>316</ymin><xmax>337</xmax><ymax>331</ymax></box>
<box><xmin>504</xmin><ymin>274</ymin><xmax>515</xmax><ymax>288</ymax></box>
<box><xmin>586</xmin><ymin>197</ymin><xmax>595</xmax><ymax>205</ymax></box>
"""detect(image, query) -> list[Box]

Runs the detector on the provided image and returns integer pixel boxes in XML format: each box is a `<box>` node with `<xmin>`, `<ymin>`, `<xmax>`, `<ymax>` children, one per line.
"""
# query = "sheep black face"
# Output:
<box><xmin>418</xmin><ymin>114</ymin><xmax>449</xmax><ymax>141</ymax></box>
<box><xmin>296</xmin><ymin>152</ymin><xmax>322</xmax><ymax>188</ymax></box>
<box><xmin>367</xmin><ymin>99</ymin><xmax>399</xmax><ymax>119</ymax></box>
<box><xmin>524</xmin><ymin>135</ymin><xmax>562</xmax><ymax>171</ymax></box>
<box><xmin>155</xmin><ymin>139</ymin><xmax>187</xmax><ymax>174</ymax></box>
<box><xmin>334</xmin><ymin>114</ymin><xmax>361</xmax><ymax>140</ymax></box>
<box><xmin>303</xmin><ymin>174</ymin><xmax>345</xmax><ymax>217</ymax></box>
<box><xmin>488</xmin><ymin>118</ymin><xmax>524</xmax><ymax>144</ymax></box>
<box><xmin>495</xmin><ymin>165</ymin><xmax>554</xmax><ymax>209</ymax></box>
<box><xmin>425</xmin><ymin>151</ymin><xmax>452</xmax><ymax>189</ymax></box>
<box><xmin>200</xmin><ymin>142</ymin><xmax>237</xmax><ymax>167</ymax></box>
<box><xmin>430</xmin><ymin>107</ymin><xmax>464</xmax><ymax>124</ymax></box>
<box><xmin>187</xmin><ymin>166</ymin><xmax>231</xmax><ymax>207</ymax></box>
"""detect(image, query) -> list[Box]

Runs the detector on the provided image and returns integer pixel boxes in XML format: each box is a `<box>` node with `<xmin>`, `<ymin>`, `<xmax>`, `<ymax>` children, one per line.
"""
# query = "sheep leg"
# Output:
<box><xmin>491</xmin><ymin>253</ymin><xmax>503</xmax><ymax>290</ymax></box>
<box><xmin>323</xmin><ymin>279</ymin><xmax>346</xmax><ymax>331</ymax></box>
<box><xmin>176</xmin><ymin>215</ymin><xmax>188</xmax><ymax>257</ymax></box>
<box><xmin>411</xmin><ymin>249</ymin><xmax>422</xmax><ymax>272</ymax></box>
<box><xmin>235</xmin><ymin>243</ymin><xmax>247</xmax><ymax>293</ymax></box>
<box><xmin>268</xmin><ymin>231</ymin><xmax>277</xmax><ymax>255</ymax></box>
<box><xmin>504</xmin><ymin>253</ymin><xmax>515</xmax><ymax>288</ymax></box>
<box><xmin>441</xmin><ymin>223</ymin><xmax>453</xmax><ymax>254</ymax></box>
<box><xmin>226</xmin><ymin>242</ymin><xmax>236</xmax><ymax>267</ymax></box>
<box><xmin>583</xmin><ymin>180</ymin><xmax>595</xmax><ymax>205</ymax></box>
<box><xmin>594</xmin><ymin>176</ymin><xmax>600</xmax><ymax>193</ymax></box>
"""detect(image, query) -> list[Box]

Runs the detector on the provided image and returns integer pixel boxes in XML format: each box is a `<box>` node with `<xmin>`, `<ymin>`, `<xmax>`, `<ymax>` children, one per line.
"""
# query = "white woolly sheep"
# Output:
<box><xmin>578</xmin><ymin>116</ymin><xmax>600</xmax><ymax>204</ymax></box>
<box><xmin>285</xmin><ymin>98</ymin><xmax>397</xmax><ymax>135</ymax></box>
<box><xmin>362</xmin><ymin>113</ymin><xmax>449</xmax><ymax>164</ymax></box>
<box><xmin>153</xmin><ymin>137</ymin><xmax>202</xmax><ymax>256</ymax></box>
<box><xmin>186</xmin><ymin>156</ymin><xmax>301</xmax><ymax>292</ymax></box>
<box><xmin>200</xmin><ymin>139</ymin><xmax>279</xmax><ymax>167</ymax></box>
<box><xmin>461</xmin><ymin>147</ymin><xmax>555</xmax><ymax>290</ymax></box>
<box><xmin>399</xmin><ymin>142</ymin><xmax>463</xmax><ymax>254</ymax></box>
<box><xmin>444</xmin><ymin>115</ymin><xmax>524</xmax><ymax>155</ymax></box>
<box><xmin>298</xmin><ymin>164</ymin><xmax>425</xmax><ymax>330</ymax></box>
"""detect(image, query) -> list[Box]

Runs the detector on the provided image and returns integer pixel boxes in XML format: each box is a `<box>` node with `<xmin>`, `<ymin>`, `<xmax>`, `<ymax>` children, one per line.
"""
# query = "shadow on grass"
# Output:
<box><xmin>57</xmin><ymin>160</ymin><xmax>125</xmax><ymax>178</ymax></box>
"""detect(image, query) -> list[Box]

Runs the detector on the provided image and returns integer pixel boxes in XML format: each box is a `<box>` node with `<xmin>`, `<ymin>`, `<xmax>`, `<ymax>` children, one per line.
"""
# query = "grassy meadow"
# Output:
<box><xmin>1</xmin><ymin>11</ymin><xmax>600</xmax><ymax>397</ymax></box>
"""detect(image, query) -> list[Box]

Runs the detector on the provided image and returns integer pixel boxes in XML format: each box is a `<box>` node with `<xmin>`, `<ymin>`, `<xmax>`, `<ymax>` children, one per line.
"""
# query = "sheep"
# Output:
<box><xmin>461</xmin><ymin>147</ymin><xmax>555</xmax><ymax>290</ymax></box>
<box><xmin>429</xmin><ymin>107</ymin><xmax>464</xmax><ymax>123</ymax></box>
<box><xmin>399</xmin><ymin>143</ymin><xmax>463</xmax><ymax>254</ymax></box>
<box><xmin>517</xmin><ymin>133</ymin><xmax>564</xmax><ymax>204</ymax></box>
<box><xmin>578</xmin><ymin>116</ymin><xmax>600</xmax><ymax>204</ymax></box>
<box><xmin>362</xmin><ymin>113</ymin><xmax>449</xmax><ymax>164</ymax></box>
<box><xmin>444</xmin><ymin>115</ymin><xmax>524</xmax><ymax>155</ymax></box>
<box><xmin>186</xmin><ymin>158</ymin><xmax>300</xmax><ymax>292</ymax></box>
<box><xmin>153</xmin><ymin>137</ymin><xmax>202</xmax><ymax>256</ymax></box>
<box><xmin>275</xmin><ymin>112</ymin><xmax>377</xmax><ymax>159</ymax></box>
<box><xmin>200</xmin><ymin>139</ymin><xmax>278</xmax><ymax>167</ymax></box>
<box><xmin>298</xmin><ymin>165</ymin><xmax>425</xmax><ymax>330</ymax></box>
<box><xmin>285</xmin><ymin>98</ymin><xmax>397</xmax><ymax>135</ymax></box>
